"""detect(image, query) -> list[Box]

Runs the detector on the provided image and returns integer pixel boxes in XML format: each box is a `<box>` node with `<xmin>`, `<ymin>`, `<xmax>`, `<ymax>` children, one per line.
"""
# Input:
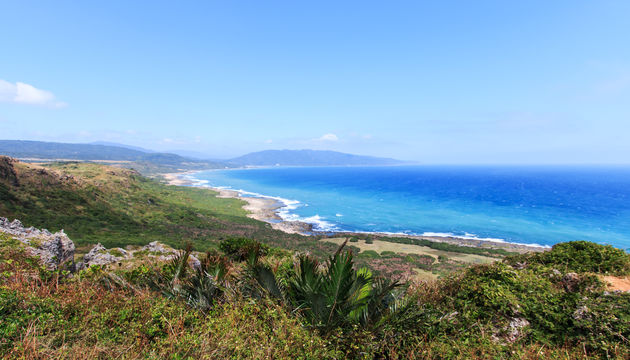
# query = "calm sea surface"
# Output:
<box><xmin>189</xmin><ymin>166</ymin><xmax>630</xmax><ymax>250</ymax></box>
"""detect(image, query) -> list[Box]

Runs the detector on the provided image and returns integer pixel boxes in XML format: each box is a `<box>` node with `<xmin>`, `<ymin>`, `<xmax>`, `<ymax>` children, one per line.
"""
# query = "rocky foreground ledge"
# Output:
<box><xmin>0</xmin><ymin>217</ymin><xmax>197</xmax><ymax>271</ymax></box>
<box><xmin>0</xmin><ymin>217</ymin><xmax>75</xmax><ymax>269</ymax></box>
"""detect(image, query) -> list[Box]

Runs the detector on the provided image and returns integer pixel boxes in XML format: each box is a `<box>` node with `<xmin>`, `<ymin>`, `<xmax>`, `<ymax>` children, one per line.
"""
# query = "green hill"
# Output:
<box><xmin>0</xmin><ymin>140</ymin><xmax>226</xmax><ymax>174</ymax></box>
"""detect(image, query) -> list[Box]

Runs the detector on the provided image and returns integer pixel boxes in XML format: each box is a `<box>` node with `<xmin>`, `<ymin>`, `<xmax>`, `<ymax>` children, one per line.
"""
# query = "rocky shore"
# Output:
<box><xmin>213</xmin><ymin>187</ymin><xmax>313</xmax><ymax>234</ymax></box>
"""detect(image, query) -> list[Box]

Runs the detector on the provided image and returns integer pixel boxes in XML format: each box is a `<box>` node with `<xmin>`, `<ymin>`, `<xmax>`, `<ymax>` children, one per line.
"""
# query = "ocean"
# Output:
<box><xmin>187</xmin><ymin>166</ymin><xmax>630</xmax><ymax>250</ymax></box>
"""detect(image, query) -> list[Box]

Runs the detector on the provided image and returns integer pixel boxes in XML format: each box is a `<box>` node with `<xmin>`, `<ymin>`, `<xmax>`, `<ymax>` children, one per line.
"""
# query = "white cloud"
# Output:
<box><xmin>317</xmin><ymin>133</ymin><xmax>339</xmax><ymax>142</ymax></box>
<box><xmin>264</xmin><ymin>139</ymin><xmax>273</xmax><ymax>144</ymax></box>
<box><xmin>0</xmin><ymin>79</ymin><xmax>67</xmax><ymax>108</ymax></box>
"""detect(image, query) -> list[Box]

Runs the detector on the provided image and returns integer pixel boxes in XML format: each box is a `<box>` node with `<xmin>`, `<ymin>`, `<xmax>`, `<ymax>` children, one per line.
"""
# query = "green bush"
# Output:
<box><xmin>380</xmin><ymin>251</ymin><xmax>396</xmax><ymax>257</ymax></box>
<box><xmin>358</xmin><ymin>250</ymin><xmax>380</xmax><ymax>259</ymax></box>
<box><xmin>349</xmin><ymin>237</ymin><xmax>359</xmax><ymax>243</ymax></box>
<box><xmin>365</xmin><ymin>238</ymin><xmax>374</xmax><ymax>244</ymax></box>
<box><xmin>510</xmin><ymin>241</ymin><xmax>630</xmax><ymax>275</ymax></box>
<box><xmin>219</xmin><ymin>237</ymin><xmax>269</xmax><ymax>261</ymax></box>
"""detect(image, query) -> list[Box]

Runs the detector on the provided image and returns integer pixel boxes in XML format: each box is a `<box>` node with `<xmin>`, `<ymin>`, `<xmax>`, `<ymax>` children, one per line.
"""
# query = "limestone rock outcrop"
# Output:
<box><xmin>81</xmin><ymin>243</ymin><xmax>128</xmax><ymax>268</ymax></box>
<box><xmin>0</xmin><ymin>217</ymin><xmax>75</xmax><ymax>269</ymax></box>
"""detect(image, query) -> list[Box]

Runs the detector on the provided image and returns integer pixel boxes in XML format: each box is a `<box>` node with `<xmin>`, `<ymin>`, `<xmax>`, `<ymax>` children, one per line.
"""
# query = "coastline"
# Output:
<box><xmin>164</xmin><ymin>170</ymin><xmax>547</xmax><ymax>253</ymax></box>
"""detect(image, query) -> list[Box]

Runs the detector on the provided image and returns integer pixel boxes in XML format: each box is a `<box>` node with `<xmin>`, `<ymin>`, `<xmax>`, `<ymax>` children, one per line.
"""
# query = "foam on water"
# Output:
<box><xmin>188</xmin><ymin>181</ymin><xmax>339</xmax><ymax>232</ymax></box>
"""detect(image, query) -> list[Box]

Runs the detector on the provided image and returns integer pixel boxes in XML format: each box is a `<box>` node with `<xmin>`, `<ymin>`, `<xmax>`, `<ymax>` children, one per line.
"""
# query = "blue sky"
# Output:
<box><xmin>1</xmin><ymin>1</ymin><xmax>629</xmax><ymax>163</ymax></box>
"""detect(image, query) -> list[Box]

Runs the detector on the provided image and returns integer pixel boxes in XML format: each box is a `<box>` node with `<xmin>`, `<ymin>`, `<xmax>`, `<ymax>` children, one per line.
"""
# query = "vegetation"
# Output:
<box><xmin>0</xmin><ymin>243</ymin><xmax>336</xmax><ymax>359</ymax></box>
<box><xmin>381</xmin><ymin>236</ymin><xmax>512</xmax><ymax>257</ymax></box>
<box><xmin>505</xmin><ymin>240</ymin><xmax>630</xmax><ymax>275</ymax></box>
<box><xmin>2</xmin><ymin>231</ymin><xmax>629</xmax><ymax>359</ymax></box>
<box><xmin>219</xmin><ymin>237</ymin><xmax>269</xmax><ymax>260</ymax></box>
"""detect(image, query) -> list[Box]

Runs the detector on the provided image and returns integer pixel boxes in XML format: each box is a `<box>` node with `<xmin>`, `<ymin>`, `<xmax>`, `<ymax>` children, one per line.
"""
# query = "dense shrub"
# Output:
<box><xmin>358</xmin><ymin>250</ymin><xmax>380</xmax><ymax>259</ymax></box>
<box><xmin>528</xmin><ymin>241</ymin><xmax>630</xmax><ymax>275</ymax></box>
<box><xmin>219</xmin><ymin>237</ymin><xmax>269</xmax><ymax>261</ymax></box>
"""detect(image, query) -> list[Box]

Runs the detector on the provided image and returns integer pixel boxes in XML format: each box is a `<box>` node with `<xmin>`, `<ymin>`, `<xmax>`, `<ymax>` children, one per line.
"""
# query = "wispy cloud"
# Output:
<box><xmin>316</xmin><ymin>133</ymin><xmax>339</xmax><ymax>141</ymax></box>
<box><xmin>0</xmin><ymin>79</ymin><xmax>67</xmax><ymax>108</ymax></box>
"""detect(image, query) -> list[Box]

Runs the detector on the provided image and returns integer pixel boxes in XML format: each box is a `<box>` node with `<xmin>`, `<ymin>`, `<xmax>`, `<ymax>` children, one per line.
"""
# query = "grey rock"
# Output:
<box><xmin>506</xmin><ymin>317</ymin><xmax>530</xmax><ymax>342</ymax></box>
<box><xmin>0</xmin><ymin>217</ymin><xmax>75</xmax><ymax>269</ymax></box>
<box><xmin>141</xmin><ymin>241</ymin><xmax>174</xmax><ymax>254</ymax></box>
<box><xmin>83</xmin><ymin>243</ymin><xmax>126</xmax><ymax>267</ymax></box>
<box><xmin>189</xmin><ymin>254</ymin><xmax>201</xmax><ymax>271</ymax></box>
<box><xmin>493</xmin><ymin>317</ymin><xmax>530</xmax><ymax>344</ymax></box>
<box><xmin>562</xmin><ymin>272</ymin><xmax>580</xmax><ymax>292</ymax></box>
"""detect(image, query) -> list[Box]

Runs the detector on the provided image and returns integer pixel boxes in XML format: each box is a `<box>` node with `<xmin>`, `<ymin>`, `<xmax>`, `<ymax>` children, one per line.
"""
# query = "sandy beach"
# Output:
<box><xmin>162</xmin><ymin>172</ymin><xmax>196</xmax><ymax>186</ymax></box>
<box><xmin>164</xmin><ymin>171</ymin><xmax>546</xmax><ymax>253</ymax></box>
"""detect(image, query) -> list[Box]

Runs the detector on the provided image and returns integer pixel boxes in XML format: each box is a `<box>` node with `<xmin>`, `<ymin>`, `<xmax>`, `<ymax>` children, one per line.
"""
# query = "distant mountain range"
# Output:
<box><xmin>0</xmin><ymin>140</ymin><xmax>225</xmax><ymax>175</ymax></box>
<box><xmin>0</xmin><ymin>140</ymin><xmax>408</xmax><ymax>172</ymax></box>
<box><xmin>228</xmin><ymin>149</ymin><xmax>407</xmax><ymax>166</ymax></box>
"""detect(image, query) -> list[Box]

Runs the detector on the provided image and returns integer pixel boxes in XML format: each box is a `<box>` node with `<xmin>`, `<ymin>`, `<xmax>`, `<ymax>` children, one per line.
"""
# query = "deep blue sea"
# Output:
<box><xmin>188</xmin><ymin>166</ymin><xmax>630</xmax><ymax>250</ymax></box>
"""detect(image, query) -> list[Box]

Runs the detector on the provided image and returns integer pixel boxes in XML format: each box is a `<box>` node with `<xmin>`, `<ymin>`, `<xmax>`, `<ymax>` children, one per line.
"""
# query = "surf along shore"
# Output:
<box><xmin>162</xmin><ymin>172</ymin><xmax>547</xmax><ymax>254</ymax></box>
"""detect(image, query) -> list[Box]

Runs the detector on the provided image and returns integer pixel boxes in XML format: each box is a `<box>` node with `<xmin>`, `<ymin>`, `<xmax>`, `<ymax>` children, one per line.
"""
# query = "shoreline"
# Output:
<box><xmin>164</xmin><ymin>170</ymin><xmax>547</xmax><ymax>253</ymax></box>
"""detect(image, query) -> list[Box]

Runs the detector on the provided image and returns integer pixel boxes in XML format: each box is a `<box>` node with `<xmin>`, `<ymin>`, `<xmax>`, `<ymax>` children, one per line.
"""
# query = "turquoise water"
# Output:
<box><xmin>188</xmin><ymin>166</ymin><xmax>630</xmax><ymax>249</ymax></box>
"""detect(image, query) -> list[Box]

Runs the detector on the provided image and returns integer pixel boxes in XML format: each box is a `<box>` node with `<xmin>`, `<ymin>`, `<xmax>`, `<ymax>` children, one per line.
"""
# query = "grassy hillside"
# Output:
<box><xmin>0</xmin><ymin>157</ymin><xmax>338</xmax><ymax>256</ymax></box>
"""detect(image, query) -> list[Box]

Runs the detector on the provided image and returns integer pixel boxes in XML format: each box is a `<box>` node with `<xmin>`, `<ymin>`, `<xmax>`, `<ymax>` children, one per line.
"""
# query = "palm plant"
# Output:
<box><xmin>242</xmin><ymin>243</ymin><xmax>284</xmax><ymax>300</ymax></box>
<box><xmin>158</xmin><ymin>245</ymin><xmax>231</xmax><ymax>312</ymax></box>
<box><xmin>286</xmin><ymin>240</ymin><xmax>401</xmax><ymax>334</ymax></box>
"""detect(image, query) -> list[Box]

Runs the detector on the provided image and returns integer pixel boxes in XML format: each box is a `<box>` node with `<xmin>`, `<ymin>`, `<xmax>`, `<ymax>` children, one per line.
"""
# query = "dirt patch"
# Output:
<box><xmin>602</xmin><ymin>275</ymin><xmax>630</xmax><ymax>292</ymax></box>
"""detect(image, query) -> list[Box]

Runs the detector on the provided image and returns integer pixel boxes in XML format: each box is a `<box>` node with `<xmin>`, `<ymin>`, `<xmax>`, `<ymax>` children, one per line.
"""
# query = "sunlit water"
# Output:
<box><xmin>188</xmin><ymin>166</ymin><xmax>630</xmax><ymax>250</ymax></box>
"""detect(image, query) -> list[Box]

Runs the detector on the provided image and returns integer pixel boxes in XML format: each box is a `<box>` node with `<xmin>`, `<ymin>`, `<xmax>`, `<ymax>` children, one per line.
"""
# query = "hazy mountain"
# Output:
<box><xmin>164</xmin><ymin>149</ymin><xmax>222</xmax><ymax>160</ymax></box>
<box><xmin>228</xmin><ymin>149</ymin><xmax>406</xmax><ymax>166</ymax></box>
<box><xmin>89</xmin><ymin>141</ymin><xmax>156</xmax><ymax>153</ymax></box>
<box><xmin>0</xmin><ymin>140</ymin><xmax>226</xmax><ymax>173</ymax></box>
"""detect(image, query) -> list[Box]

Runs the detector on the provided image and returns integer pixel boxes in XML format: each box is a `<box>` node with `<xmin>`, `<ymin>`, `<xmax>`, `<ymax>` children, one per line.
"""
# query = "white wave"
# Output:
<box><xmin>300</xmin><ymin>215</ymin><xmax>339</xmax><ymax>232</ymax></box>
<box><xmin>183</xmin><ymin>173</ymin><xmax>549</xmax><ymax>247</ymax></box>
<box><xmin>421</xmin><ymin>231</ymin><xmax>550</xmax><ymax>248</ymax></box>
<box><xmin>186</xmin><ymin>181</ymin><xmax>339</xmax><ymax>231</ymax></box>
